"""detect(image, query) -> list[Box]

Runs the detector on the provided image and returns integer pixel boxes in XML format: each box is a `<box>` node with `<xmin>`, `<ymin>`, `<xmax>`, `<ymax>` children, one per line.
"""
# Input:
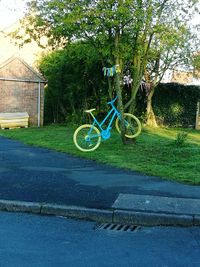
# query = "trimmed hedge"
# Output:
<box><xmin>137</xmin><ymin>83</ymin><xmax>200</xmax><ymax>127</ymax></box>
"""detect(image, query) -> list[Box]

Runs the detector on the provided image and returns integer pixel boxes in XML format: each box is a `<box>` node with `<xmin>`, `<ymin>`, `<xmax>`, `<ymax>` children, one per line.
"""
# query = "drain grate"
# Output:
<box><xmin>97</xmin><ymin>223</ymin><xmax>140</xmax><ymax>232</ymax></box>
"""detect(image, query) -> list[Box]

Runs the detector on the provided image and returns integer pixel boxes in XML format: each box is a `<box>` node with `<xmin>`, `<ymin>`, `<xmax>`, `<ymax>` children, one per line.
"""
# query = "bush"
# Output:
<box><xmin>137</xmin><ymin>83</ymin><xmax>200</xmax><ymax>127</ymax></box>
<box><xmin>38</xmin><ymin>42</ymin><xmax>107</xmax><ymax>124</ymax></box>
<box><xmin>153</xmin><ymin>83</ymin><xmax>200</xmax><ymax>127</ymax></box>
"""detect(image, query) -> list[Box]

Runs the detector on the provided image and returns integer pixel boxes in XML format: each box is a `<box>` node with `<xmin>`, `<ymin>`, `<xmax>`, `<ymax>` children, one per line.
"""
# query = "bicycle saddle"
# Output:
<box><xmin>84</xmin><ymin>108</ymin><xmax>96</xmax><ymax>113</ymax></box>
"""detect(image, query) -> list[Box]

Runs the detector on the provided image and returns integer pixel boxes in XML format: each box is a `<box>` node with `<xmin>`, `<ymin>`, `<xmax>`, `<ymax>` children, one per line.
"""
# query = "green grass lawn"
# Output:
<box><xmin>0</xmin><ymin>125</ymin><xmax>200</xmax><ymax>184</ymax></box>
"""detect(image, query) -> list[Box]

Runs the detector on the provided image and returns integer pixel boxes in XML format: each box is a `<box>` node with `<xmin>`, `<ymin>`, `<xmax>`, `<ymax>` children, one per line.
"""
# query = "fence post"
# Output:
<box><xmin>196</xmin><ymin>101</ymin><xmax>200</xmax><ymax>130</ymax></box>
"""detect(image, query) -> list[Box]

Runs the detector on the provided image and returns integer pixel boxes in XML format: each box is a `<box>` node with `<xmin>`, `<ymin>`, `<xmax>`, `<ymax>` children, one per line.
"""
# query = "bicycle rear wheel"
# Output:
<box><xmin>73</xmin><ymin>124</ymin><xmax>101</xmax><ymax>152</ymax></box>
<box><xmin>115</xmin><ymin>113</ymin><xmax>141</xmax><ymax>138</ymax></box>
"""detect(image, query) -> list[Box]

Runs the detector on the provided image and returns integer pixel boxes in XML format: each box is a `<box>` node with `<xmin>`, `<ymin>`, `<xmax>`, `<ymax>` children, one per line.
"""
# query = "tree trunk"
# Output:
<box><xmin>108</xmin><ymin>78</ymin><xmax>113</xmax><ymax>99</ymax></box>
<box><xmin>124</xmin><ymin>55</ymin><xmax>143</xmax><ymax>113</ymax></box>
<box><xmin>128</xmin><ymin>84</ymin><xmax>139</xmax><ymax>114</ymax></box>
<box><xmin>146</xmin><ymin>87</ymin><xmax>158</xmax><ymax>127</ymax></box>
<box><xmin>115</xmin><ymin>71</ymin><xmax>126</xmax><ymax>144</ymax></box>
<box><xmin>114</xmin><ymin>28</ymin><xmax>126</xmax><ymax>144</ymax></box>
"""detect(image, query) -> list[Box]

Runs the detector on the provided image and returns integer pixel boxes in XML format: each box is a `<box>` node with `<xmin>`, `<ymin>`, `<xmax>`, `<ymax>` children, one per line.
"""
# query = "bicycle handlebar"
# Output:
<box><xmin>107</xmin><ymin>96</ymin><xmax>118</xmax><ymax>105</ymax></box>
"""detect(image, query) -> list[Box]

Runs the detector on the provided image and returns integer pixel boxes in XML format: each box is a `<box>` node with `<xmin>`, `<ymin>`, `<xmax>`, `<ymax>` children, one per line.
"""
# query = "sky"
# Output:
<box><xmin>0</xmin><ymin>0</ymin><xmax>27</xmax><ymax>29</ymax></box>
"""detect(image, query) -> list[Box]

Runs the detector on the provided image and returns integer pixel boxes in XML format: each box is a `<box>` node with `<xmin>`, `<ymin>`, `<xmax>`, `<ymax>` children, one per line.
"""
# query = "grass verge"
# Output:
<box><xmin>0</xmin><ymin>125</ymin><xmax>200</xmax><ymax>184</ymax></box>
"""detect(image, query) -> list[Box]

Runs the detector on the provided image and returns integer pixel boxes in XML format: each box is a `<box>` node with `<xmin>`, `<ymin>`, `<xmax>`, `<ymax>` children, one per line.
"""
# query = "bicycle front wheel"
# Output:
<box><xmin>73</xmin><ymin>124</ymin><xmax>101</xmax><ymax>152</ymax></box>
<box><xmin>115</xmin><ymin>113</ymin><xmax>142</xmax><ymax>139</ymax></box>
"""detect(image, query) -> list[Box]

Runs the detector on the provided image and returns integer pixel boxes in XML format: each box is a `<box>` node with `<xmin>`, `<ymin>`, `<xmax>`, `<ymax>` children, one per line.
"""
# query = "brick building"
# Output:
<box><xmin>0</xmin><ymin>56</ymin><xmax>46</xmax><ymax>126</ymax></box>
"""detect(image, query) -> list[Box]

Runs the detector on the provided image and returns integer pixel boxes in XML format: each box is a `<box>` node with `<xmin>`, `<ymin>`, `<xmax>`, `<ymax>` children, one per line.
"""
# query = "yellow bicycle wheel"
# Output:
<box><xmin>73</xmin><ymin>124</ymin><xmax>101</xmax><ymax>152</ymax></box>
<box><xmin>115</xmin><ymin>113</ymin><xmax>141</xmax><ymax>138</ymax></box>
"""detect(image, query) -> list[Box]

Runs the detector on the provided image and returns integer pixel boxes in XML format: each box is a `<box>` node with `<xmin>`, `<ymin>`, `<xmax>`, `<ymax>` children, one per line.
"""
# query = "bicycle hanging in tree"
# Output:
<box><xmin>73</xmin><ymin>96</ymin><xmax>142</xmax><ymax>152</ymax></box>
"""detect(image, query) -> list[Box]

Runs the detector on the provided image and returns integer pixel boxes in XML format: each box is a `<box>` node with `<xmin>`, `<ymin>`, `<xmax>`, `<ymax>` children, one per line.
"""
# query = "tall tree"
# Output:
<box><xmin>144</xmin><ymin>23</ymin><xmax>199</xmax><ymax>127</ymax></box>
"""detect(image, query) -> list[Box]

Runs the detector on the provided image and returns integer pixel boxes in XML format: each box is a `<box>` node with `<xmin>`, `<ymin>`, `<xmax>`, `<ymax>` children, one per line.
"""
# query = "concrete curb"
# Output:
<box><xmin>0</xmin><ymin>199</ymin><xmax>199</xmax><ymax>226</ymax></box>
<box><xmin>41</xmin><ymin>203</ymin><xmax>113</xmax><ymax>222</ymax></box>
<box><xmin>113</xmin><ymin>210</ymin><xmax>194</xmax><ymax>227</ymax></box>
<box><xmin>0</xmin><ymin>200</ymin><xmax>41</xmax><ymax>214</ymax></box>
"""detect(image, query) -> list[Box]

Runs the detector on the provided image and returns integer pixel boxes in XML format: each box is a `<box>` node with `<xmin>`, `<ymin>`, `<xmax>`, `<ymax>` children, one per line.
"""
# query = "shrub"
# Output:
<box><xmin>174</xmin><ymin>131</ymin><xmax>188</xmax><ymax>147</ymax></box>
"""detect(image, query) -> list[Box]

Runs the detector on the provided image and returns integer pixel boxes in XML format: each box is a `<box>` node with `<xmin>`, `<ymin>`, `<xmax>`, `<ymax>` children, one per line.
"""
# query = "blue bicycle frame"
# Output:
<box><xmin>88</xmin><ymin>96</ymin><xmax>120</xmax><ymax>140</ymax></box>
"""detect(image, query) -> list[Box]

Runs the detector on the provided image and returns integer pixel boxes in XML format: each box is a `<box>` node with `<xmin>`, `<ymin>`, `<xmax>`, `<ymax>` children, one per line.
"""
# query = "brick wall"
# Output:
<box><xmin>0</xmin><ymin>80</ymin><xmax>44</xmax><ymax>126</ymax></box>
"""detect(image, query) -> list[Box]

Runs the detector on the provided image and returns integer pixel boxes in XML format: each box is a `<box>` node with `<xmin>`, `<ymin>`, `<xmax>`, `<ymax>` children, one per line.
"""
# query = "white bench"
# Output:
<box><xmin>0</xmin><ymin>112</ymin><xmax>29</xmax><ymax>129</ymax></box>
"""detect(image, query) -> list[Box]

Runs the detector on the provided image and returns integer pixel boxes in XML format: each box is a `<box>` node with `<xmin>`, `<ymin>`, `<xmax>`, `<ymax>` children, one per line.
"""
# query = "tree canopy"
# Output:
<box><xmin>16</xmin><ymin>0</ymin><xmax>200</xmax><ymax>135</ymax></box>
<box><xmin>20</xmin><ymin>0</ymin><xmax>199</xmax><ymax>94</ymax></box>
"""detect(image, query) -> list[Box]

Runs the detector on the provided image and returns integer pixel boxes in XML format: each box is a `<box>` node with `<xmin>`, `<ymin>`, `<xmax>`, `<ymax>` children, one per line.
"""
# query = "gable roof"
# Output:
<box><xmin>0</xmin><ymin>56</ymin><xmax>46</xmax><ymax>83</ymax></box>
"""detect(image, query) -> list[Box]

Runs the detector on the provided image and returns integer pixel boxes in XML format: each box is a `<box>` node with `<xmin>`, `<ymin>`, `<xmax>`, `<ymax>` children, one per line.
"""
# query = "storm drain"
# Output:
<box><xmin>96</xmin><ymin>223</ymin><xmax>140</xmax><ymax>233</ymax></box>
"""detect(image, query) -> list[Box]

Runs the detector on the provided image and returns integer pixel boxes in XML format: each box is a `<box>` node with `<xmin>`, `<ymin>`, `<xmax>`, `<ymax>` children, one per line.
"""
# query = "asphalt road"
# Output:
<box><xmin>0</xmin><ymin>136</ymin><xmax>200</xmax><ymax>210</ymax></box>
<box><xmin>0</xmin><ymin>211</ymin><xmax>200</xmax><ymax>267</ymax></box>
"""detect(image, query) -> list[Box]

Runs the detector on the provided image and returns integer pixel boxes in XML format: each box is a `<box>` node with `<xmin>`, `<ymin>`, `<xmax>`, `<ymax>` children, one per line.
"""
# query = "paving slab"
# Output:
<box><xmin>112</xmin><ymin>193</ymin><xmax>200</xmax><ymax>215</ymax></box>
